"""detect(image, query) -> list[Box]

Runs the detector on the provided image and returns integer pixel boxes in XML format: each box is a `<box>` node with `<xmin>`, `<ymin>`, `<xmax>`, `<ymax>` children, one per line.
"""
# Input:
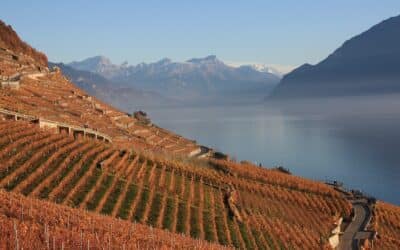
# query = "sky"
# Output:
<box><xmin>1</xmin><ymin>1</ymin><xmax>400</xmax><ymax>72</ymax></box>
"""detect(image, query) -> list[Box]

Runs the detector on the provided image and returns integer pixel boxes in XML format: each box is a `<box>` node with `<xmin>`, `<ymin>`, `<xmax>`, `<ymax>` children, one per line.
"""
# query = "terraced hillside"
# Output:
<box><xmin>0</xmin><ymin>119</ymin><xmax>352</xmax><ymax>249</ymax></box>
<box><xmin>0</xmin><ymin>43</ymin><xmax>200</xmax><ymax>156</ymax></box>
<box><xmin>370</xmin><ymin>202</ymin><xmax>400</xmax><ymax>249</ymax></box>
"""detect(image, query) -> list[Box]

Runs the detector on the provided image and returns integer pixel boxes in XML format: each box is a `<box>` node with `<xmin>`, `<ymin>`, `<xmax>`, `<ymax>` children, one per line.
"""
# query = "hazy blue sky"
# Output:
<box><xmin>1</xmin><ymin>1</ymin><xmax>400</xmax><ymax>69</ymax></box>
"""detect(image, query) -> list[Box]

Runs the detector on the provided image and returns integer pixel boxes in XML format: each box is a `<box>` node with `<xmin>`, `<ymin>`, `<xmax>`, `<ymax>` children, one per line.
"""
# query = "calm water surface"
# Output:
<box><xmin>146</xmin><ymin>98</ymin><xmax>400</xmax><ymax>204</ymax></box>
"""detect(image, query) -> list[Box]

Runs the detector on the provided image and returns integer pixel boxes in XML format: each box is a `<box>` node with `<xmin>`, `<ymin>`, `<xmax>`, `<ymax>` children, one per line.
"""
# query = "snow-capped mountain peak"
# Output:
<box><xmin>248</xmin><ymin>64</ymin><xmax>284</xmax><ymax>77</ymax></box>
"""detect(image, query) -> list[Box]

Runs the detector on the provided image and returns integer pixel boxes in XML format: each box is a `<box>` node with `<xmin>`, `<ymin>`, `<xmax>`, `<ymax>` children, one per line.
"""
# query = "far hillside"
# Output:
<box><xmin>270</xmin><ymin>14</ymin><xmax>400</xmax><ymax>99</ymax></box>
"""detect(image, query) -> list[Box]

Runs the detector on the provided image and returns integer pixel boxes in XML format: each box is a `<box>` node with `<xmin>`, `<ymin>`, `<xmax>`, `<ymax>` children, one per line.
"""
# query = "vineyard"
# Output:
<box><xmin>0</xmin><ymin>119</ymin><xmax>352</xmax><ymax>249</ymax></box>
<box><xmin>370</xmin><ymin>202</ymin><xmax>400</xmax><ymax>249</ymax></box>
<box><xmin>0</xmin><ymin>189</ymin><xmax>226</xmax><ymax>249</ymax></box>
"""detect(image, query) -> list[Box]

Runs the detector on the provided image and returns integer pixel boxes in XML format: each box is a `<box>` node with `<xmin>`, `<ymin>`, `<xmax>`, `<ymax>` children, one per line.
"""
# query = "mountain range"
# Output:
<box><xmin>65</xmin><ymin>55</ymin><xmax>280</xmax><ymax>107</ymax></box>
<box><xmin>49</xmin><ymin>62</ymin><xmax>174</xmax><ymax>111</ymax></box>
<box><xmin>271</xmin><ymin>14</ymin><xmax>400</xmax><ymax>99</ymax></box>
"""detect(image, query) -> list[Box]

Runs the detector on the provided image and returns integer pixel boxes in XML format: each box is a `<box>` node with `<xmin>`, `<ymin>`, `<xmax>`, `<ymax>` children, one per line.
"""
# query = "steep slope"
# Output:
<box><xmin>370</xmin><ymin>202</ymin><xmax>400</xmax><ymax>249</ymax></box>
<box><xmin>271</xmin><ymin>14</ymin><xmax>400</xmax><ymax>98</ymax></box>
<box><xmin>69</xmin><ymin>55</ymin><xmax>280</xmax><ymax>104</ymax></box>
<box><xmin>0</xmin><ymin>20</ymin><xmax>47</xmax><ymax>67</ymax></box>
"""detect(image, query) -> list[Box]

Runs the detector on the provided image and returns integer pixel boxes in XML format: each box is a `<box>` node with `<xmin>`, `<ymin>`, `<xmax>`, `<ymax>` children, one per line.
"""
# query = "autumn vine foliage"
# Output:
<box><xmin>0</xmin><ymin>119</ymin><xmax>354</xmax><ymax>249</ymax></box>
<box><xmin>0</xmin><ymin>190</ymin><xmax>227</xmax><ymax>250</ymax></box>
<box><xmin>0</xmin><ymin>20</ymin><xmax>47</xmax><ymax>66</ymax></box>
<box><xmin>369</xmin><ymin>202</ymin><xmax>400</xmax><ymax>249</ymax></box>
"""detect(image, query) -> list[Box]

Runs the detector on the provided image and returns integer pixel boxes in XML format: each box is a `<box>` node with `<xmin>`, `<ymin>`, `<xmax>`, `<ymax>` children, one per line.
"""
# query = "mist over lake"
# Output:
<box><xmin>146</xmin><ymin>95</ymin><xmax>400</xmax><ymax>205</ymax></box>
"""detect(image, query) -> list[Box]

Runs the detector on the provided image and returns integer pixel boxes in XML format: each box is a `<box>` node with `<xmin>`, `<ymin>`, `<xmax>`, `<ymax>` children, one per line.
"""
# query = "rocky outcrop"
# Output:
<box><xmin>226</xmin><ymin>189</ymin><xmax>243</xmax><ymax>223</ymax></box>
<box><xmin>328</xmin><ymin>217</ymin><xmax>343</xmax><ymax>248</ymax></box>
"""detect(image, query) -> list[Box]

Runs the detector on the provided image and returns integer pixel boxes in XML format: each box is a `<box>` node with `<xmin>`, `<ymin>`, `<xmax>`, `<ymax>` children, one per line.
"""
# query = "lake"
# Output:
<box><xmin>146</xmin><ymin>96</ymin><xmax>400</xmax><ymax>205</ymax></box>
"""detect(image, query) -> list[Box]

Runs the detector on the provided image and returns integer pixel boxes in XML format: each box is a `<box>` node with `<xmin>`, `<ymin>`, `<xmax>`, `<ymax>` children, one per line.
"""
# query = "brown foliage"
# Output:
<box><xmin>0</xmin><ymin>20</ymin><xmax>48</xmax><ymax>66</ymax></box>
<box><xmin>0</xmin><ymin>190</ymin><xmax>228</xmax><ymax>249</ymax></box>
<box><xmin>371</xmin><ymin>202</ymin><xmax>400</xmax><ymax>249</ymax></box>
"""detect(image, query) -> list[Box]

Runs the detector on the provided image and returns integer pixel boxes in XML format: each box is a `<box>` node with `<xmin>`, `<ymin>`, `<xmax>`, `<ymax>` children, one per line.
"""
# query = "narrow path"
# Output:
<box><xmin>338</xmin><ymin>199</ymin><xmax>371</xmax><ymax>250</ymax></box>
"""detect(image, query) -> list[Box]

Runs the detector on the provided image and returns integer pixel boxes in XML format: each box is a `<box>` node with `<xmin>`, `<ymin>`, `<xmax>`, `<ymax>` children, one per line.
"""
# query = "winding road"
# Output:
<box><xmin>338</xmin><ymin>199</ymin><xmax>371</xmax><ymax>250</ymax></box>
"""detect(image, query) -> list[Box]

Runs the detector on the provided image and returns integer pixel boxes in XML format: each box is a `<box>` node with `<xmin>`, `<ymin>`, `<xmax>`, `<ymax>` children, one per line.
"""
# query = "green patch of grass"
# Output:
<box><xmin>176</xmin><ymin>201</ymin><xmax>188</xmax><ymax>234</ymax></box>
<box><xmin>5</xmin><ymin>151</ymin><xmax>52</xmax><ymax>191</ymax></box>
<box><xmin>133</xmin><ymin>188</ymin><xmax>150</xmax><ymax>222</ymax></box>
<box><xmin>190</xmin><ymin>206</ymin><xmax>200</xmax><ymax>238</ymax></box>
<box><xmin>128</xmin><ymin>162</ymin><xmax>141</xmax><ymax>181</ymax></box>
<box><xmin>204</xmin><ymin>186</ymin><xmax>212</xmax><ymax>210</ymax></box>
<box><xmin>128</xmin><ymin>152</ymin><xmax>136</xmax><ymax>161</ymax></box>
<box><xmin>142</xmin><ymin>164</ymin><xmax>153</xmax><ymax>186</ymax></box>
<box><xmin>174</xmin><ymin>174</ymin><xmax>183</xmax><ymax>195</ymax></box>
<box><xmin>70</xmin><ymin>168</ymin><xmax>101</xmax><ymax>206</ymax></box>
<box><xmin>164</xmin><ymin>171</ymin><xmax>172</xmax><ymax>189</ymax></box>
<box><xmin>154</xmin><ymin>167</ymin><xmax>162</xmax><ymax>180</ymax></box>
<box><xmin>100</xmin><ymin>179</ymin><xmax>125</xmax><ymax>215</ymax></box>
<box><xmin>55</xmin><ymin>151</ymin><xmax>102</xmax><ymax>204</ymax></box>
<box><xmin>183</xmin><ymin>178</ymin><xmax>191</xmax><ymax>200</ymax></box>
<box><xmin>22</xmin><ymin>145</ymin><xmax>86</xmax><ymax>196</ymax></box>
<box><xmin>162</xmin><ymin>196</ymin><xmax>175</xmax><ymax>231</ymax></box>
<box><xmin>147</xmin><ymin>192</ymin><xmax>163</xmax><ymax>226</ymax></box>
<box><xmin>238</xmin><ymin>222</ymin><xmax>255</xmax><ymax>250</ymax></box>
<box><xmin>251</xmin><ymin>228</ymin><xmax>266</xmax><ymax>249</ymax></box>
<box><xmin>39</xmin><ymin>152</ymin><xmax>84</xmax><ymax>199</ymax></box>
<box><xmin>117</xmin><ymin>183</ymin><xmax>138</xmax><ymax>219</ymax></box>
<box><xmin>138</xmin><ymin>155</ymin><xmax>144</xmax><ymax>164</ymax></box>
<box><xmin>193</xmin><ymin>181</ymin><xmax>201</xmax><ymax>206</ymax></box>
<box><xmin>86</xmin><ymin>174</ymin><xmax>114</xmax><ymax>211</ymax></box>
<box><xmin>227</xmin><ymin>217</ymin><xmax>241</xmax><ymax>249</ymax></box>
<box><xmin>203</xmin><ymin>209</ymin><xmax>215</xmax><ymax>242</ymax></box>
<box><xmin>261</xmin><ymin>229</ymin><xmax>278</xmax><ymax>249</ymax></box>
<box><xmin>214</xmin><ymin>208</ymin><xmax>229</xmax><ymax>246</ymax></box>
<box><xmin>0</xmin><ymin>132</ymin><xmax>41</xmax><ymax>162</ymax></box>
<box><xmin>0</xmin><ymin>130</ymin><xmax>33</xmax><ymax>151</ymax></box>
<box><xmin>0</xmin><ymin>149</ymin><xmax>34</xmax><ymax>181</ymax></box>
